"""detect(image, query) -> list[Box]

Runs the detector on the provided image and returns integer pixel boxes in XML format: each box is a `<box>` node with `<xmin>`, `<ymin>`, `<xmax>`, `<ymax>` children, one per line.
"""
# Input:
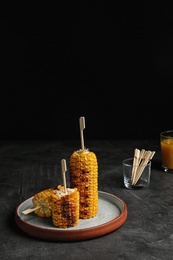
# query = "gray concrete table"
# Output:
<box><xmin>1</xmin><ymin>139</ymin><xmax>172</xmax><ymax>259</ymax></box>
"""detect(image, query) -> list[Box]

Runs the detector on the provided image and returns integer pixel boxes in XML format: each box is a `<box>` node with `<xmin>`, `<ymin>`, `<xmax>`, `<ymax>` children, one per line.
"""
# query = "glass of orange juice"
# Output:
<box><xmin>160</xmin><ymin>130</ymin><xmax>173</xmax><ymax>173</ymax></box>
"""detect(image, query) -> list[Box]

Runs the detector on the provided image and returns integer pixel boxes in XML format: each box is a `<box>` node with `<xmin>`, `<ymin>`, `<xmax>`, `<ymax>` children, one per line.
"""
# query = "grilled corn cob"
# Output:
<box><xmin>32</xmin><ymin>187</ymin><xmax>56</xmax><ymax>218</ymax></box>
<box><xmin>51</xmin><ymin>185</ymin><xmax>79</xmax><ymax>228</ymax></box>
<box><xmin>69</xmin><ymin>148</ymin><xmax>98</xmax><ymax>219</ymax></box>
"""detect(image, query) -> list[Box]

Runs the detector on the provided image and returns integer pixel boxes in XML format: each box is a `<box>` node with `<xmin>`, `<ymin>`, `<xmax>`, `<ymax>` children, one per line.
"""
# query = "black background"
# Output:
<box><xmin>1</xmin><ymin>1</ymin><xmax>173</xmax><ymax>140</ymax></box>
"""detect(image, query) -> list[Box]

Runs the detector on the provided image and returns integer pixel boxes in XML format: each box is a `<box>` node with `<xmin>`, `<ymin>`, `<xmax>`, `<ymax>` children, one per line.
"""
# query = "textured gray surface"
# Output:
<box><xmin>1</xmin><ymin>139</ymin><xmax>173</xmax><ymax>259</ymax></box>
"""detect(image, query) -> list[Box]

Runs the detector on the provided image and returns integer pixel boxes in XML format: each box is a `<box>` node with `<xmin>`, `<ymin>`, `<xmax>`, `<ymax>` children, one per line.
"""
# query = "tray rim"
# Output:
<box><xmin>15</xmin><ymin>190</ymin><xmax>128</xmax><ymax>241</ymax></box>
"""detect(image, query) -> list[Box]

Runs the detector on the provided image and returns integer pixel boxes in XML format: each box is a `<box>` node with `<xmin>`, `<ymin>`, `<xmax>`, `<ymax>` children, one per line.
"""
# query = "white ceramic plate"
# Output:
<box><xmin>15</xmin><ymin>191</ymin><xmax>128</xmax><ymax>241</ymax></box>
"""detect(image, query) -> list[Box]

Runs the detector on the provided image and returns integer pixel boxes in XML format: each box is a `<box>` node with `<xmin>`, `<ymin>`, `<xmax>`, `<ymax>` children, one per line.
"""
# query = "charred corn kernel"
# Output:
<box><xmin>32</xmin><ymin>187</ymin><xmax>56</xmax><ymax>218</ymax></box>
<box><xmin>51</xmin><ymin>185</ymin><xmax>79</xmax><ymax>228</ymax></box>
<box><xmin>69</xmin><ymin>149</ymin><xmax>98</xmax><ymax>219</ymax></box>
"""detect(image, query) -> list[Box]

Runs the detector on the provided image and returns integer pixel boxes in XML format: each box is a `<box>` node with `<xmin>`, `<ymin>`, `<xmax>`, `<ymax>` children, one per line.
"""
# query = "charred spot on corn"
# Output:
<box><xmin>51</xmin><ymin>186</ymin><xmax>80</xmax><ymax>228</ymax></box>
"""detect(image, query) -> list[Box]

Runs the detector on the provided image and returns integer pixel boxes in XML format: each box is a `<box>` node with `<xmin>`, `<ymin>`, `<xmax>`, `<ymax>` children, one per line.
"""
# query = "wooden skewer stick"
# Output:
<box><xmin>22</xmin><ymin>206</ymin><xmax>41</xmax><ymax>215</ymax></box>
<box><xmin>138</xmin><ymin>149</ymin><xmax>145</xmax><ymax>165</ymax></box>
<box><xmin>79</xmin><ymin>116</ymin><xmax>85</xmax><ymax>150</ymax></box>
<box><xmin>61</xmin><ymin>159</ymin><xmax>67</xmax><ymax>193</ymax></box>
<box><xmin>149</xmin><ymin>151</ymin><xmax>156</xmax><ymax>161</ymax></box>
<box><xmin>131</xmin><ymin>149</ymin><xmax>145</xmax><ymax>185</ymax></box>
<box><xmin>131</xmin><ymin>149</ymin><xmax>156</xmax><ymax>186</ymax></box>
<box><xmin>131</xmin><ymin>148</ymin><xmax>140</xmax><ymax>184</ymax></box>
<box><xmin>133</xmin><ymin>150</ymin><xmax>152</xmax><ymax>185</ymax></box>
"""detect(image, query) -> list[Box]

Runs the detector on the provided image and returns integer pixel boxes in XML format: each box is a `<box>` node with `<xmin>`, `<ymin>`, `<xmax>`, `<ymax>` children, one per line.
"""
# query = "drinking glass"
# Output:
<box><xmin>122</xmin><ymin>158</ymin><xmax>151</xmax><ymax>189</ymax></box>
<box><xmin>160</xmin><ymin>130</ymin><xmax>173</xmax><ymax>173</ymax></box>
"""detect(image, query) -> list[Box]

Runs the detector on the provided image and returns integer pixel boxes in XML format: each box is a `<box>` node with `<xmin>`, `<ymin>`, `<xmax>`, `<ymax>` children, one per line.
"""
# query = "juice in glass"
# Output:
<box><xmin>160</xmin><ymin>130</ymin><xmax>173</xmax><ymax>173</ymax></box>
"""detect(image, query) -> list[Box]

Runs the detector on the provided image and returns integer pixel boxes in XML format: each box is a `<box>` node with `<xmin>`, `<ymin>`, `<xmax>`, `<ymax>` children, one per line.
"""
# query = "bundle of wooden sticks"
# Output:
<box><xmin>131</xmin><ymin>148</ymin><xmax>155</xmax><ymax>185</ymax></box>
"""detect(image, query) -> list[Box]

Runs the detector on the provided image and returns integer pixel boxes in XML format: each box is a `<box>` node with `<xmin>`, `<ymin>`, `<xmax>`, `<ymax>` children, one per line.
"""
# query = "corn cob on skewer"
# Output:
<box><xmin>51</xmin><ymin>185</ymin><xmax>79</xmax><ymax>228</ymax></box>
<box><xmin>32</xmin><ymin>187</ymin><xmax>56</xmax><ymax>218</ymax></box>
<box><xmin>69</xmin><ymin>148</ymin><xmax>98</xmax><ymax>219</ymax></box>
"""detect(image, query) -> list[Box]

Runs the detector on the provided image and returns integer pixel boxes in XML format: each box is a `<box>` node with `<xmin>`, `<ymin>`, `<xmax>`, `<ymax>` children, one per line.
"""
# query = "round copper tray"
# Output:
<box><xmin>15</xmin><ymin>191</ymin><xmax>128</xmax><ymax>241</ymax></box>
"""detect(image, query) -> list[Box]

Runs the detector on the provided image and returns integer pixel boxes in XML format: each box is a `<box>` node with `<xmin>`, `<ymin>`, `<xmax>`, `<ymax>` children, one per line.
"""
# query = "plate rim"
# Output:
<box><xmin>15</xmin><ymin>190</ymin><xmax>128</xmax><ymax>241</ymax></box>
